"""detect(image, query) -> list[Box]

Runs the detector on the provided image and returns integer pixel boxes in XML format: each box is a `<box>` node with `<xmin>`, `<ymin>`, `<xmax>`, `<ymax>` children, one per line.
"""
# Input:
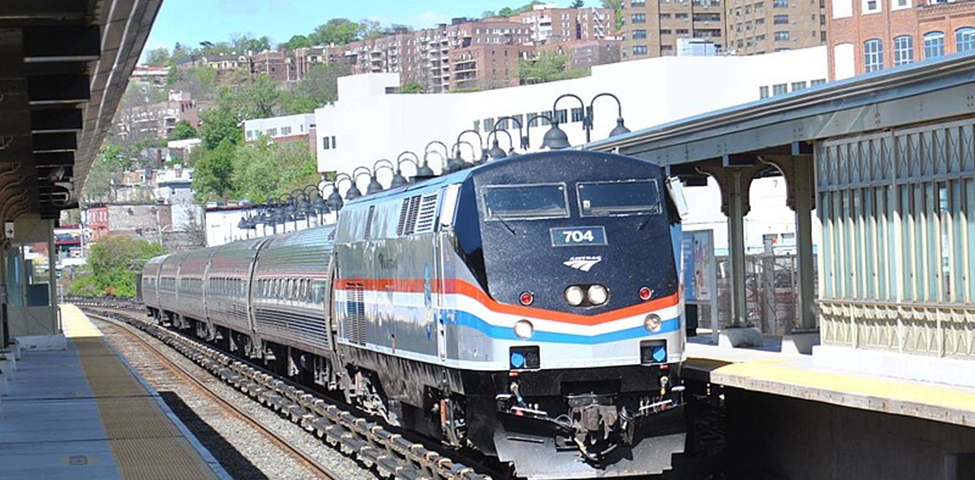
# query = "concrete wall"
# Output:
<box><xmin>725</xmin><ymin>389</ymin><xmax>975</xmax><ymax>480</ymax></box>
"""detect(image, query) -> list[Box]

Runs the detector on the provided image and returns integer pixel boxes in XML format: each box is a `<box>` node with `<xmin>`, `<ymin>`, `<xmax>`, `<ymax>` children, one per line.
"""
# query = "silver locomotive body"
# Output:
<box><xmin>143</xmin><ymin>150</ymin><xmax>687</xmax><ymax>479</ymax></box>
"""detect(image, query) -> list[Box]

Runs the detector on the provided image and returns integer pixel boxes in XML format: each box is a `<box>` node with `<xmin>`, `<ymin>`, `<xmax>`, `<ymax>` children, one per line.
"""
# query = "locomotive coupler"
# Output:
<box><xmin>565</xmin><ymin>393</ymin><xmax>634</xmax><ymax>462</ymax></box>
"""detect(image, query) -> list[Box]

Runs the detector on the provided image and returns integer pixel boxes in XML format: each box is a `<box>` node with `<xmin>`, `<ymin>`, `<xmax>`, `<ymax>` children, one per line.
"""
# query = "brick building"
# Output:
<box><xmin>114</xmin><ymin>90</ymin><xmax>208</xmax><ymax>140</ymax></box>
<box><xmin>827</xmin><ymin>0</ymin><xmax>975</xmax><ymax>79</ymax></box>
<box><xmin>248</xmin><ymin>50</ymin><xmax>296</xmax><ymax>82</ymax></box>
<box><xmin>620</xmin><ymin>0</ymin><xmax>728</xmax><ymax>58</ymax></box>
<box><xmin>726</xmin><ymin>0</ymin><xmax>827</xmax><ymax>54</ymax></box>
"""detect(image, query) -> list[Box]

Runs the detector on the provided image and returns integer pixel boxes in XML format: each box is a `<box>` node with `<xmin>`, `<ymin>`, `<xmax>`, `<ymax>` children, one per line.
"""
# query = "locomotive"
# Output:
<box><xmin>142</xmin><ymin>150</ymin><xmax>687</xmax><ymax>479</ymax></box>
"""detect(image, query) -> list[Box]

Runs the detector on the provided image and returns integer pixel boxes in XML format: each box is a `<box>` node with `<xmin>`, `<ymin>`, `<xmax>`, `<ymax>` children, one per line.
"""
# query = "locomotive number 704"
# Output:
<box><xmin>550</xmin><ymin>226</ymin><xmax>608</xmax><ymax>247</ymax></box>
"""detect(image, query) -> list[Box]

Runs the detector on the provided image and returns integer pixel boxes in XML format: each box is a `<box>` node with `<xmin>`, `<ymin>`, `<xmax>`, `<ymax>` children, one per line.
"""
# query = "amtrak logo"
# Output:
<box><xmin>564</xmin><ymin>256</ymin><xmax>602</xmax><ymax>272</ymax></box>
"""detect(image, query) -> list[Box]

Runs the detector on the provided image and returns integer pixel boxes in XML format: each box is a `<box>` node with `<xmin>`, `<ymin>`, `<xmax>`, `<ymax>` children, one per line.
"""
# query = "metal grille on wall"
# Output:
<box><xmin>816</xmin><ymin>118</ymin><xmax>975</xmax><ymax>359</ymax></box>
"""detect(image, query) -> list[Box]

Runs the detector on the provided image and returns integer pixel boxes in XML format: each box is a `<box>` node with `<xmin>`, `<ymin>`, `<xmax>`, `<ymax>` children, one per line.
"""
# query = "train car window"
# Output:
<box><xmin>482</xmin><ymin>183</ymin><xmax>569</xmax><ymax>220</ymax></box>
<box><xmin>577</xmin><ymin>179</ymin><xmax>662</xmax><ymax>217</ymax></box>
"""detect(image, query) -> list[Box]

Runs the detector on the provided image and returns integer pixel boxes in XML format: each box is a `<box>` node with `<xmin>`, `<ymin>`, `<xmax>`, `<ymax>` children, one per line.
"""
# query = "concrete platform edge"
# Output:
<box><xmin>97</xmin><ymin>335</ymin><xmax>234</xmax><ymax>480</ymax></box>
<box><xmin>718</xmin><ymin>327</ymin><xmax>764</xmax><ymax>348</ymax></box>
<box><xmin>15</xmin><ymin>334</ymin><xmax>66</xmax><ymax>351</ymax></box>
<box><xmin>813</xmin><ymin>344</ymin><xmax>975</xmax><ymax>390</ymax></box>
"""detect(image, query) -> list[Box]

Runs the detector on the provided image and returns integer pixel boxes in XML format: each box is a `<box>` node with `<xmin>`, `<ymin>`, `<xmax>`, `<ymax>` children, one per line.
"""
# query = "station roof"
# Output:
<box><xmin>586</xmin><ymin>51</ymin><xmax>975</xmax><ymax>172</ymax></box>
<box><xmin>0</xmin><ymin>0</ymin><xmax>162</xmax><ymax>220</ymax></box>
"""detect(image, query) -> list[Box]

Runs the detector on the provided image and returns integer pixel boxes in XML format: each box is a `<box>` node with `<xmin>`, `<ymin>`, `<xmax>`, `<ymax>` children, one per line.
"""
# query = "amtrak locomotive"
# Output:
<box><xmin>142</xmin><ymin>150</ymin><xmax>687</xmax><ymax>479</ymax></box>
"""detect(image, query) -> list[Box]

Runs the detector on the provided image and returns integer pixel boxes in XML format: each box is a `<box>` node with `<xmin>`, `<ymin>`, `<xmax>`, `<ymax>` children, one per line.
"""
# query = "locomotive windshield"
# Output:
<box><xmin>577</xmin><ymin>179</ymin><xmax>662</xmax><ymax>217</ymax></box>
<box><xmin>483</xmin><ymin>183</ymin><xmax>569</xmax><ymax>220</ymax></box>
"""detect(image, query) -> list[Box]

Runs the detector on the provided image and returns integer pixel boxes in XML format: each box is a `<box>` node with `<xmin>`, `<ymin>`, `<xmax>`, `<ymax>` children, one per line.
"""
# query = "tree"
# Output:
<box><xmin>82</xmin><ymin>144</ymin><xmax>125</xmax><ymax>203</ymax></box>
<box><xmin>570</xmin><ymin>0</ymin><xmax>585</xmax><ymax>7</ymax></box>
<box><xmin>168</xmin><ymin>120</ymin><xmax>198</xmax><ymax>141</ymax></box>
<box><xmin>235</xmin><ymin>74</ymin><xmax>281</xmax><ymax>119</ymax></box>
<box><xmin>518</xmin><ymin>51</ymin><xmax>590</xmax><ymax>84</ymax></box>
<box><xmin>498</xmin><ymin>7</ymin><xmax>515</xmax><ymax>16</ymax></box>
<box><xmin>600</xmin><ymin>0</ymin><xmax>624</xmax><ymax>30</ymax></box>
<box><xmin>199</xmin><ymin>96</ymin><xmax>242</xmax><ymax>150</ymax></box>
<box><xmin>399</xmin><ymin>81</ymin><xmax>425</xmax><ymax>94</ymax></box>
<box><xmin>70</xmin><ymin>236</ymin><xmax>167</xmax><ymax>297</ymax></box>
<box><xmin>359</xmin><ymin>19</ymin><xmax>385</xmax><ymax>40</ymax></box>
<box><xmin>192</xmin><ymin>139</ymin><xmax>236</xmax><ymax>201</ymax></box>
<box><xmin>283</xmin><ymin>34</ymin><xmax>313</xmax><ymax>50</ymax></box>
<box><xmin>309</xmin><ymin>19</ymin><xmax>361</xmax><ymax>45</ymax></box>
<box><xmin>144</xmin><ymin>47</ymin><xmax>171</xmax><ymax>67</ymax></box>
<box><xmin>281</xmin><ymin>63</ymin><xmax>348</xmax><ymax>114</ymax></box>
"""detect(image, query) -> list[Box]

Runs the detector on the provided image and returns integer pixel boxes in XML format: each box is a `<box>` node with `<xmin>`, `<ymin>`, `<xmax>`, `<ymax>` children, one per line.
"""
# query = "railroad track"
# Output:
<box><xmin>87</xmin><ymin>309</ymin><xmax>345</xmax><ymax>480</ymax></box>
<box><xmin>74</xmin><ymin>298</ymin><xmax>494</xmax><ymax>480</ymax></box>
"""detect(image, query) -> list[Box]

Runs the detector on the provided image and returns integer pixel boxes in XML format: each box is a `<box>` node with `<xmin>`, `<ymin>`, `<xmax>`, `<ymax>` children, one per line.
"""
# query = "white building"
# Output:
<box><xmin>314</xmin><ymin>47</ymin><xmax>827</xmax><ymax>177</ymax></box>
<box><xmin>243</xmin><ymin>113</ymin><xmax>316</xmax><ymax>143</ymax></box>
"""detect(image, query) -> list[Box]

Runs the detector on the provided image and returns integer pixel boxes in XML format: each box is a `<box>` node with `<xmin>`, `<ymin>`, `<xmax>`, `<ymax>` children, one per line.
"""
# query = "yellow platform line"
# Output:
<box><xmin>708</xmin><ymin>359</ymin><xmax>975</xmax><ymax>426</ymax></box>
<box><xmin>60</xmin><ymin>304</ymin><xmax>103</xmax><ymax>338</ymax></box>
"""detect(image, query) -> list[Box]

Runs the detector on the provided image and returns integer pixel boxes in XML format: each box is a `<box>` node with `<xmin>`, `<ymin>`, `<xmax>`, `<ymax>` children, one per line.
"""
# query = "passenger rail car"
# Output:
<box><xmin>142</xmin><ymin>150</ymin><xmax>687</xmax><ymax>479</ymax></box>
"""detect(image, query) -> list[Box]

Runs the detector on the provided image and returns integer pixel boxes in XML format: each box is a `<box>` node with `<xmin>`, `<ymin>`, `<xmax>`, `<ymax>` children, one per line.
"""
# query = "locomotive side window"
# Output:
<box><xmin>577</xmin><ymin>179</ymin><xmax>662</xmax><ymax>217</ymax></box>
<box><xmin>482</xmin><ymin>183</ymin><xmax>569</xmax><ymax>220</ymax></box>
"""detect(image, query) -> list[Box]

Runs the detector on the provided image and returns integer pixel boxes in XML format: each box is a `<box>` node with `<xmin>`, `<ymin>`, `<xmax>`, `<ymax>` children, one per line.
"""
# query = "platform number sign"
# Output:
<box><xmin>550</xmin><ymin>226</ymin><xmax>607</xmax><ymax>247</ymax></box>
<box><xmin>4</xmin><ymin>222</ymin><xmax>13</xmax><ymax>238</ymax></box>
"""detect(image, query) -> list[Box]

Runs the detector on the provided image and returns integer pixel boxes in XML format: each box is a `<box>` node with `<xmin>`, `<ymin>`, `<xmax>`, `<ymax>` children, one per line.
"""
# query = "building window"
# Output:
<box><xmin>676</xmin><ymin>28</ymin><xmax>689</xmax><ymax>34</ymax></box>
<box><xmin>811</xmin><ymin>78</ymin><xmax>827</xmax><ymax>86</ymax></box>
<box><xmin>675</xmin><ymin>13</ymin><xmax>689</xmax><ymax>19</ymax></box>
<box><xmin>893</xmin><ymin>35</ymin><xmax>914</xmax><ymax>66</ymax></box>
<box><xmin>553</xmin><ymin>109</ymin><xmax>568</xmax><ymax>123</ymax></box>
<box><xmin>661</xmin><ymin>29</ymin><xmax>672</xmax><ymax>34</ymax></box>
<box><xmin>633</xmin><ymin>29</ymin><xmax>648</xmax><ymax>39</ymax></box>
<box><xmin>773</xmin><ymin>0</ymin><xmax>789</xmax><ymax>7</ymax></box>
<box><xmin>571</xmin><ymin>107</ymin><xmax>585</xmax><ymax>122</ymax></box>
<box><xmin>864</xmin><ymin>38</ymin><xmax>883</xmax><ymax>72</ymax></box>
<box><xmin>772</xmin><ymin>83</ymin><xmax>788</xmax><ymax>95</ymax></box>
<box><xmin>862</xmin><ymin>0</ymin><xmax>881</xmax><ymax>12</ymax></box>
<box><xmin>631</xmin><ymin>13</ymin><xmax>647</xmax><ymax>23</ymax></box>
<box><xmin>956</xmin><ymin>27</ymin><xmax>975</xmax><ymax>52</ymax></box>
<box><xmin>281</xmin><ymin>126</ymin><xmax>292</xmax><ymax>136</ymax></box>
<box><xmin>924</xmin><ymin>31</ymin><xmax>944</xmax><ymax>58</ymax></box>
<box><xmin>760</xmin><ymin>85</ymin><xmax>770</xmax><ymax>98</ymax></box>
<box><xmin>661</xmin><ymin>13</ymin><xmax>672</xmax><ymax>18</ymax></box>
<box><xmin>774</xmin><ymin>31</ymin><xmax>791</xmax><ymax>41</ymax></box>
<box><xmin>892</xmin><ymin>0</ymin><xmax>910</xmax><ymax>8</ymax></box>
<box><xmin>632</xmin><ymin>0</ymin><xmax>647</xmax><ymax>5</ymax></box>
<box><xmin>774</xmin><ymin>14</ymin><xmax>789</xmax><ymax>24</ymax></box>
<box><xmin>633</xmin><ymin>45</ymin><xmax>649</xmax><ymax>55</ymax></box>
<box><xmin>791</xmin><ymin>81</ymin><xmax>808</xmax><ymax>91</ymax></box>
<box><xmin>483</xmin><ymin>118</ymin><xmax>495</xmax><ymax>132</ymax></box>
<box><xmin>323</xmin><ymin>137</ymin><xmax>330</xmax><ymax>150</ymax></box>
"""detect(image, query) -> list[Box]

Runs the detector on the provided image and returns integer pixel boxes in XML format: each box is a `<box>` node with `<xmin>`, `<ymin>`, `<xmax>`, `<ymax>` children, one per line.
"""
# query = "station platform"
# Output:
<box><xmin>0</xmin><ymin>304</ymin><xmax>231</xmax><ymax>480</ymax></box>
<box><xmin>684</xmin><ymin>334</ymin><xmax>975</xmax><ymax>428</ymax></box>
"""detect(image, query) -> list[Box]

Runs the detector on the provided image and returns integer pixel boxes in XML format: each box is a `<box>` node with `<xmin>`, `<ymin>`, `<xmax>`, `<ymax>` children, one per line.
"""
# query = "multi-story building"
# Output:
<box><xmin>518</xmin><ymin>5</ymin><xmax>616</xmax><ymax>43</ymax></box>
<box><xmin>538</xmin><ymin>39</ymin><xmax>623</xmax><ymax>69</ymax></box>
<box><xmin>198</xmin><ymin>53</ymin><xmax>248</xmax><ymax>81</ymax></box>
<box><xmin>114</xmin><ymin>90</ymin><xmax>208</xmax><ymax>141</ymax></box>
<box><xmin>248</xmin><ymin>50</ymin><xmax>296</xmax><ymax>82</ymax></box>
<box><xmin>620</xmin><ymin>0</ymin><xmax>727</xmax><ymax>58</ymax></box>
<box><xmin>827</xmin><ymin>0</ymin><xmax>975</xmax><ymax>80</ymax></box>
<box><xmin>327</xmin><ymin>5</ymin><xmax>618</xmax><ymax>93</ymax></box>
<box><xmin>242</xmin><ymin>113</ymin><xmax>316</xmax><ymax>150</ymax></box>
<box><xmin>726</xmin><ymin>0</ymin><xmax>827</xmax><ymax>54</ymax></box>
<box><xmin>294</xmin><ymin>45</ymin><xmax>352</xmax><ymax>81</ymax></box>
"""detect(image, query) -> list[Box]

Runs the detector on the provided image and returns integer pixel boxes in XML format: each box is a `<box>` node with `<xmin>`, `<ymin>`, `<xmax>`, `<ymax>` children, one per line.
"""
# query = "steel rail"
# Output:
<box><xmin>73</xmin><ymin>298</ymin><xmax>494</xmax><ymax>480</ymax></box>
<box><xmin>86</xmin><ymin>309</ymin><xmax>345</xmax><ymax>480</ymax></box>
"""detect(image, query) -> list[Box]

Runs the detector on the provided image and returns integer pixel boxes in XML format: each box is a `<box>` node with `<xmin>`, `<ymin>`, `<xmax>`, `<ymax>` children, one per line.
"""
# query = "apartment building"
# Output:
<box><xmin>827</xmin><ymin>0</ymin><xmax>975</xmax><ymax>79</ymax></box>
<box><xmin>249</xmin><ymin>50</ymin><xmax>296</xmax><ymax>82</ymax></box>
<box><xmin>113</xmin><ymin>91</ymin><xmax>208</xmax><ymax>141</ymax></box>
<box><xmin>620</xmin><ymin>0</ymin><xmax>727</xmax><ymax>58</ymax></box>
<box><xmin>330</xmin><ymin>5</ymin><xmax>617</xmax><ymax>92</ymax></box>
<box><xmin>726</xmin><ymin>0</ymin><xmax>827</xmax><ymax>54</ymax></box>
<box><xmin>293</xmin><ymin>45</ymin><xmax>352</xmax><ymax>80</ymax></box>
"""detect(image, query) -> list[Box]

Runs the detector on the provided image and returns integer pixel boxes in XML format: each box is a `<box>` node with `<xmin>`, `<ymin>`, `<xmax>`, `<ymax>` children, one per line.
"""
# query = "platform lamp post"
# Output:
<box><xmin>425</xmin><ymin>140</ymin><xmax>450</xmax><ymax>175</ymax></box>
<box><xmin>291</xmin><ymin>188</ymin><xmax>313</xmax><ymax>230</ymax></box>
<box><xmin>486</xmin><ymin>128</ymin><xmax>516</xmax><ymax>160</ymax></box>
<box><xmin>352</xmin><ymin>167</ymin><xmax>374</xmax><ymax>197</ymax></box>
<box><xmin>313</xmin><ymin>180</ymin><xmax>334</xmax><ymax>224</ymax></box>
<box><xmin>392</xmin><ymin>153</ymin><xmax>417</xmax><ymax>188</ymax></box>
<box><xmin>493</xmin><ymin>116</ymin><xmax>529</xmax><ymax>151</ymax></box>
<box><xmin>335</xmin><ymin>172</ymin><xmax>361</xmax><ymax>203</ymax></box>
<box><xmin>370</xmin><ymin>160</ymin><xmax>395</xmax><ymax>195</ymax></box>
<box><xmin>398</xmin><ymin>150</ymin><xmax>430</xmax><ymax>183</ymax></box>
<box><xmin>449</xmin><ymin>140</ymin><xmax>477</xmax><ymax>173</ymax></box>
<box><xmin>454</xmin><ymin>129</ymin><xmax>487</xmax><ymax>169</ymax></box>
<box><xmin>542</xmin><ymin>93</ymin><xmax>631</xmax><ymax>149</ymax></box>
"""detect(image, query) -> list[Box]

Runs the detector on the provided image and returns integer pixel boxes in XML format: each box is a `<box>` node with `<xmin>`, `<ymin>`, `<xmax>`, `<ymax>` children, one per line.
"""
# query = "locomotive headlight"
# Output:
<box><xmin>514</xmin><ymin>319</ymin><xmax>534</xmax><ymax>339</ymax></box>
<box><xmin>587</xmin><ymin>285</ymin><xmax>608</xmax><ymax>305</ymax></box>
<box><xmin>644</xmin><ymin>313</ymin><xmax>663</xmax><ymax>332</ymax></box>
<box><xmin>564</xmin><ymin>286</ymin><xmax>585</xmax><ymax>306</ymax></box>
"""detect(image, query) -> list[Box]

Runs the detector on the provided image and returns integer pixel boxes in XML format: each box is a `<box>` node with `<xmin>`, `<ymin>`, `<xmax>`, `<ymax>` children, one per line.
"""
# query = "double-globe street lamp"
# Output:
<box><xmin>540</xmin><ymin>92</ymin><xmax>632</xmax><ymax>149</ymax></box>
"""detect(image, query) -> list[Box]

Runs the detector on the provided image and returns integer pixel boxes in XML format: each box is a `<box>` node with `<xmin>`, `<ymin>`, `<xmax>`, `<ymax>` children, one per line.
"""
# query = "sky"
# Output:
<box><xmin>145</xmin><ymin>0</ymin><xmax>573</xmax><ymax>53</ymax></box>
